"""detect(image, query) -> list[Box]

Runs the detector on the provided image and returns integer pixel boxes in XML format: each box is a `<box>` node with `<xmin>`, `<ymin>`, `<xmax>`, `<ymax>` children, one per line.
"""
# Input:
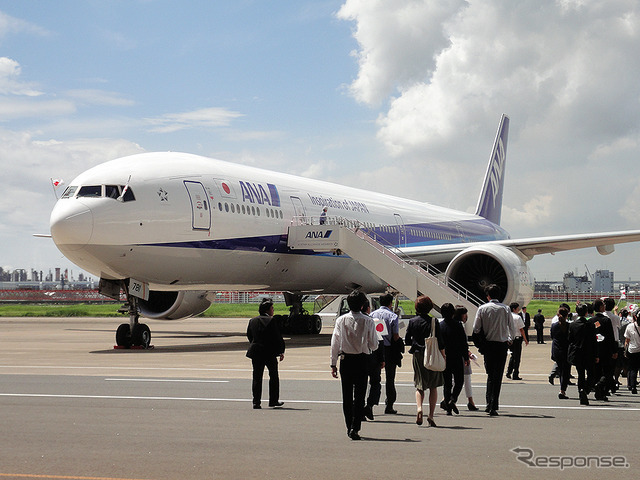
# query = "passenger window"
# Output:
<box><xmin>77</xmin><ymin>185</ymin><xmax>102</xmax><ymax>197</ymax></box>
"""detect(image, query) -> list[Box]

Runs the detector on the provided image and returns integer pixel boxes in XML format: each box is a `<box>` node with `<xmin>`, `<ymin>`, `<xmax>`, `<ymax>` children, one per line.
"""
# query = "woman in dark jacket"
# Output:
<box><xmin>550</xmin><ymin>307</ymin><xmax>570</xmax><ymax>400</ymax></box>
<box><xmin>439</xmin><ymin>303</ymin><xmax>469</xmax><ymax>415</ymax></box>
<box><xmin>405</xmin><ymin>295</ymin><xmax>445</xmax><ymax>427</ymax></box>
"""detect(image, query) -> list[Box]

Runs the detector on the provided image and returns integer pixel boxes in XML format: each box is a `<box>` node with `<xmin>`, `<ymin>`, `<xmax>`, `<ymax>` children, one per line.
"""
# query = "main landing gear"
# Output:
<box><xmin>273</xmin><ymin>293</ymin><xmax>322</xmax><ymax>335</ymax></box>
<box><xmin>115</xmin><ymin>296</ymin><xmax>152</xmax><ymax>349</ymax></box>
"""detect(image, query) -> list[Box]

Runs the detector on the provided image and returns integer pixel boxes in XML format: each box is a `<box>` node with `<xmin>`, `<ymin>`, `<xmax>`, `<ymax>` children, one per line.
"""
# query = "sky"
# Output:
<box><xmin>2</xmin><ymin>0</ymin><xmax>640</xmax><ymax>284</ymax></box>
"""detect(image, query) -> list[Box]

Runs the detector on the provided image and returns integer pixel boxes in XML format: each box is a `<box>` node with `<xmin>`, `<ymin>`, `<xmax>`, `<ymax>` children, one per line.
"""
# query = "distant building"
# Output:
<box><xmin>593</xmin><ymin>269</ymin><xmax>614</xmax><ymax>293</ymax></box>
<box><xmin>563</xmin><ymin>271</ymin><xmax>591</xmax><ymax>293</ymax></box>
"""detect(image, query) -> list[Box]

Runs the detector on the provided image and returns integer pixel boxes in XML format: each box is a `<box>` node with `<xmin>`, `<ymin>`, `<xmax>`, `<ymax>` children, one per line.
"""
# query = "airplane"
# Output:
<box><xmin>49</xmin><ymin>114</ymin><xmax>640</xmax><ymax>347</ymax></box>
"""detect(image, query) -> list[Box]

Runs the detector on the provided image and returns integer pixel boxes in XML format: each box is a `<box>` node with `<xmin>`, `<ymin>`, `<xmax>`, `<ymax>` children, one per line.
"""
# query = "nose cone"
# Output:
<box><xmin>50</xmin><ymin>200</ymin><xmax>94</xmax><ymax>251</ymax></box>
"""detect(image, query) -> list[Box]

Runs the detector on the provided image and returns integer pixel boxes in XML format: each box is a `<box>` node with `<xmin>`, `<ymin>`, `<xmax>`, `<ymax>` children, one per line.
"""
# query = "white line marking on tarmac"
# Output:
<box><xmin>104</xmin><ymin>378</ymin><xmax>229</xmax><ymax>383</ymax></box>
<box><xmin>0</xmin><ymin>392</ymin><xmax>638</xmax><ymax>411</ymax></box>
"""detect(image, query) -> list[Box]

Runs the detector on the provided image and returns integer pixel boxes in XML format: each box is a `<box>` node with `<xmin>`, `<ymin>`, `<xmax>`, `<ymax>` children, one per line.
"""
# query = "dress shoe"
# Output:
<box><xmin>349</xmin><ymin>430</ymin><xmax>361</xmax><ymax>440</ymax></box>
<box><xmin>384</xmin><ymin>407</ymin><xmax>397</xmax><ymax>414</ymax></box>
<box><xmin>439</xmin><ymin>400</ymin><xmax>447</xmax><ymax>410</ymax></box>
<box><xmin>579</xmin><ymin>391</ymin><xmax>589</xmax><ymax>405</ymax></box>
<box><xmin>558</xmin><ymin>393</ymin><xmax>568</xmax><ymax>399</ymax></box>
<box><xmin>484</xmin><ymin>406</ymin><xmax>491</xmax><ymax>413</ymax></box>
<box><xmin>268</xmin><ymin>401</ymin><xmax>284</xmax><ymax>408</ymax></box>
<box><xmin>632</xmin><ymin>388</ymin><xmax>638</xmax><ymax>394</ymax></box>
<box><xmin>253</xmin><ymin>404</ymin><xmax>261</xmax><ymax>409</ymax></box>
<box><xmin>467</xmin><ymin>402</ymin><xmax>479</xmax><ymax>411</ymax></box>
<box><xmin>505</xmin><ymin>372</ymin><xmax>511</xmax><ymax>379</ymax></box>
<box><xmin>512</xmin><ymin>376</ymin><xmax>523</xmax><ymax>380</ymax></box>
<box><xmin>488</xmin><ymin>410</ymin><xmax>499</xmax><ymax>416</ymax></box>
<box><xmin>449</xmin><ymin>400</ymin><xmax>459</xmax><ymax>415</ymax></box>
<box><xmin>364</xmin><ymin>405</ymin><xmax>374</xmax><ymax>420</ymax></box>
<box><xmin>548</xmin><ymin>375</ymin><xmax>554</xmax><ymax>385</ymax></box>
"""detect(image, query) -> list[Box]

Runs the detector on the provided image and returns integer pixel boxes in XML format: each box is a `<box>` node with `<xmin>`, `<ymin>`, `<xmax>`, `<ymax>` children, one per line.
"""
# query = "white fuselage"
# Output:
<box><xmin>50</xmin><ymin>152</ymin><xmax>509</xmax><ymax>294</ymax></box>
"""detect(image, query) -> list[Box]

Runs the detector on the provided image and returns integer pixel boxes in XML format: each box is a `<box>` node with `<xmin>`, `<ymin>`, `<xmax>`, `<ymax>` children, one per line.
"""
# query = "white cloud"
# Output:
<box><xmin>145</xmin><ymin>107</ymin><xmax>244</xmax><ymax>133</ymax></box>
<box><xmin>337</xmin><ymin>0</ymin><xmax>466</xmax><ymax>106</ymax></box>
<box><xmin>66</xmin><ymin>89</ymin><xmax>136</xmax><ymax>107</ymax></box>
<box><xmin>0</xmin><ymin>96</ymin><xmax>75</xmax><ymax>120</ymax></box>
<box><xmin>0</xmin><ymin>11</ymin><xmax>50</xmax><ymax>39</ymax></box>
<box><xmin>0</xmin><ymin>57</ymin><xmax>43</xmax><ymax>96</ymax></box>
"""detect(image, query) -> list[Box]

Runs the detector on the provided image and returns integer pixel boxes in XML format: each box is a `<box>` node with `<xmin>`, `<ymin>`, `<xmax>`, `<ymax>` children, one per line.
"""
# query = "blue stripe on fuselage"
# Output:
<box><xmin>142</xmin><ymin>219</ymin><xmax>508</xmax><ymax>253</ymax></box>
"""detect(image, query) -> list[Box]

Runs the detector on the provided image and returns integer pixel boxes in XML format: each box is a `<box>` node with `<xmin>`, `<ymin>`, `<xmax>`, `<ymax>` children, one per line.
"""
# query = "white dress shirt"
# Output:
<box><xmin>330</xmin><ymin>311</ymin><xmax>379</xmax><ymax>366</ymax></box>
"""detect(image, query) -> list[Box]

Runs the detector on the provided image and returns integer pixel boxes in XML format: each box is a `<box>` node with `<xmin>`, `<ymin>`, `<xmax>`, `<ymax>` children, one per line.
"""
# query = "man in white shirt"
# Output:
<box><xmin>371</xmin><ymin>293</ymin><xmax>401</xmax><ymax>414</ymax></box>
<box><xmin>473</xmin><ymin>284</ymin><xmax>512</xmax><ymax>416</ymax></box>
<box><xmin>330</xmin><ymin>291</ymin><xmax>379</xmax><ymax>440</ymax></box>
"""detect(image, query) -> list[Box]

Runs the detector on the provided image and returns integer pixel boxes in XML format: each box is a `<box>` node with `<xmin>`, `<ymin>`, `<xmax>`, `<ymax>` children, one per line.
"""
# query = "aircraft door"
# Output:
<box><xmin>290</xmin><ymin>196</ymin><xmax>307</xmax><ymax>224</ymax></box>
<box><xmin>394</xmin><ymin>213</ymin><xmax>406</xmax><ymax>248</ymax></box>
<box><xmin>455</xmin><ymin>222</ymin><xmax>467</xmax><ymax>243</ymax></box>
<box><xmin>184</xmin><ymin>181</ymin><xmax>211</xmax><ymax>230</ymax></box>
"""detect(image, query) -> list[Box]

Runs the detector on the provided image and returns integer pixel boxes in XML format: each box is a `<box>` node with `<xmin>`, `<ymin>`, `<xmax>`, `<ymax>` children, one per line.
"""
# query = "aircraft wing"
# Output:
<box><xmin>400</xmin><ymin>229</ymin><xmax>640</xmax><ymax>262</ymax></box>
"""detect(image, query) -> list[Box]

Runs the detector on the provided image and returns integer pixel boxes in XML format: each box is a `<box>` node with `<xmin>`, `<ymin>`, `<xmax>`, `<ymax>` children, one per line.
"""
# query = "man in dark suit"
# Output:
<box><xmin>246</xmin><ymin>298</ymin><xmax>286</xmax><ymax>409</ymax></box>
<box><xmin>521</xmin><ymin>306</ymin><xmax>531</xmax><ymax>343</ymax></box>
<box><xmin>568</xmin><ymin>303</ymin><xmax>598</xmax><ymax>405</ymax></box>
<box><xmin>590</xmin><ymin>298</ymin><xmax>617</xmax><ymax>401</ymax></box>
<box><xmin>533</xmin><ymin>309</ymin><xmax>546</xmax><ymax>344</ymax></box>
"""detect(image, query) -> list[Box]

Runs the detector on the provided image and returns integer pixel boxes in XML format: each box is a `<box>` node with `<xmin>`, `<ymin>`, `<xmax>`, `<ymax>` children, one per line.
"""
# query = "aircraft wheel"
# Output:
<box><xmin>115</xmin><ymin>323</ymin><xmax>132</xmax><ymax>348</ymax></box>
<box><xmin>132</xmin><ymin>323</ymin><xmax>152</xmax><ymax>349</ymax></box>
<box><xmin>309</xmin><ymin>314</ymin><xmax>322</xmax><ymax>334</ymax></box>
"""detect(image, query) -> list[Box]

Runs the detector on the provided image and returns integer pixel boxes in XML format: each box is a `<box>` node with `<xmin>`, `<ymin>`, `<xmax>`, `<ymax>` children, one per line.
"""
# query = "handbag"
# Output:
<box><xmin>424</xmin><ymin>316</ymin><xmax>446</xmax><ymax>371</ymax></box>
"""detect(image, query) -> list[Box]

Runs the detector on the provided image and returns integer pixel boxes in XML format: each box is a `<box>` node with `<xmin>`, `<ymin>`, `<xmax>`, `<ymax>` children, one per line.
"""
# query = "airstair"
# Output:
<box><xmin>287</xmin><ymin>219</ymin><xmax>484</xmax><ymax>319</ymax></box>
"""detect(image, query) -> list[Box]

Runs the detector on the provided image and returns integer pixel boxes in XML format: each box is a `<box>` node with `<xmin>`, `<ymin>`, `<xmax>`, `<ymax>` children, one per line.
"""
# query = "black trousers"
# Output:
<box><xmin>535</xmin><ymin>325</ymin><xmax>544</xmax><ymax>343</ymax></box>
<box><xmin>339</xmin><ymin>353</ymin><xmax>368</xmax><ymax>434</ymax></box>
<box><xmin>555</xmin><ymin>354</ymin><xmax>571</xmax><ymax>391</ymax></box>
<box><xmin>483</xmin><ymin>341</ymin><xmax>508</xmax><ymax>412</ymax></box>
<box><xmin>594</xmin><ymin>353</ymin><xmax>615</xmax><ymax>396</ymax></box>
<box><xmin>383</xmin><ymin>345</ymin><xmax>397</xmax><ymax>408</ymax></box>
<box><xmin>365</xmin><ymin>354</ymin><xmax>382</xmax><ymax>408</ymax></box>
<box><xmin>574</xmin><ymin>358</ymin><xmax>595</xmax><ymax>394</ymax></box>
<box><xmin>443</xmin><ymin>356</ymin><xmax>464</xmax><ymax>404</ymax></box>
<box><xmin>627</xmin><ymin>352</ymin><xmax>640</xmax><ymax>390</ymax></box>
<box><xmin>507</xmin><ymin>337</ymin><xmax>523</xmax><ymax>377</ymax></box>
<box><xmin>251</xmin><ymin>356</ymin><xmax>279</xmax><ymax>406</ymax></box>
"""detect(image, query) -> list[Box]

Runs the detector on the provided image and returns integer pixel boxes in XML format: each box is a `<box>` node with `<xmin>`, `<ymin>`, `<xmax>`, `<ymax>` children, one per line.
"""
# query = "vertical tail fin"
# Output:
<box><xmin>475</xmin><ymin>114</ymin><xmax>509</xmax><ymax>225</ymax></box>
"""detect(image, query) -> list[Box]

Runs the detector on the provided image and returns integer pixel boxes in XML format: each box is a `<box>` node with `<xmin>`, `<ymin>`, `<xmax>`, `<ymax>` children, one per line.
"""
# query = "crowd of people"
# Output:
<box><xmin>245</xmin><ymin>289</ymin><xmax>640</xmax><ymax>440</ymax></box>
<box><xmin>548</xmin><ymin>297</ymin><xmax>640</xmax><ymax>405</ymax></box>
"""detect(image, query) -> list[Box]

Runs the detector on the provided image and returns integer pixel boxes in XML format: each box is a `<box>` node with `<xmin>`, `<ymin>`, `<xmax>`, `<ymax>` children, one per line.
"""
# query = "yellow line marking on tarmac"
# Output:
<box><xmin>0</xmin><ymin>474</ymin><xmax>152</xmax><ymax>480</ymax></box>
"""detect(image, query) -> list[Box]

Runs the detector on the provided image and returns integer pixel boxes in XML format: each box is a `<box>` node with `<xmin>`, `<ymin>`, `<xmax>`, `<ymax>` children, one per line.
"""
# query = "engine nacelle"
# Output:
<box><xmin>138</xmin><ymin>290</ymin><xmax>212</xmax><ymax>320</ymax></box>
<box><xmin>445</xmin><ymin>244</ymin><xmax>534</xmax><ymax>306</ymax></box>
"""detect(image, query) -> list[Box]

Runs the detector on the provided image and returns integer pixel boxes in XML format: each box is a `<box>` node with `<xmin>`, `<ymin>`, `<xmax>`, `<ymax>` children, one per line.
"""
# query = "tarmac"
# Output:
<box><xmin>0</xmin><ymin>317</ymin><xmax>637</xmax><ymax>480</ymax></box>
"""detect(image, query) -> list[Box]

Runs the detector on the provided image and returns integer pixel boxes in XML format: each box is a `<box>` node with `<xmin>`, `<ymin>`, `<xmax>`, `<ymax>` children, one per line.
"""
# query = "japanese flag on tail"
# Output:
<box><xmin>373</xmin><ymin>317</ymin><xmax>388</xmax><ymax>341</ymax></box>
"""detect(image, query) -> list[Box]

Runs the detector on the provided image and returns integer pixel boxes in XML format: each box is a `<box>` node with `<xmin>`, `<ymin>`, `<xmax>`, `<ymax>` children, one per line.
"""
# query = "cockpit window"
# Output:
<box><xmin>63</xmin><ymin>184</ymin><xmax>136</xmax><ymax>201</ymax></box>
<box><xmin>120</xmin><ymin>186</ymin><xmax>135</xmax><ymax>202</ymax></box>
<box><xmin>105</xmin><ymin>185</ymin><xmax>120</xmax><ymax>199</ymax></box>
<box><xmin>77</xmin><ymin>185</ymin><xmax>102</xmax><ymax>197</ymax></box>
<box><xmin>60</xmin><ymin>186</ymin><xmax>78</xmax><ymax>199</ymax></box>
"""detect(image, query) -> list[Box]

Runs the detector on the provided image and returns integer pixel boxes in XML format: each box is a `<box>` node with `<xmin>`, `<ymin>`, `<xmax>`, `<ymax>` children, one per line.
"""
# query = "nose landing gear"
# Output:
<box><xmin>115</xmin><ymin>296</ymin><xmax>152</xmax><ymax>349</ymax></box>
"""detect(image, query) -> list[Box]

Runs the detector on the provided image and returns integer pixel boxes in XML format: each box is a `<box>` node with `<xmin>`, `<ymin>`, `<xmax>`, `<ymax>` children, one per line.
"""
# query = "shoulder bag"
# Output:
<box><xmin>424</xmin><ymin>317</ymin><xmax>446</xmax><ymax>371</ymax></box>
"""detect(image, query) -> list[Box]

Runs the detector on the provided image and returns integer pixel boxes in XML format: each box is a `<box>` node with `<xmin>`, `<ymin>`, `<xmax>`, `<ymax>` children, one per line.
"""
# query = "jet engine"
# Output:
<box><xmin>138</xmin><ymin>290</ymin><xmax>212</xmax><ymax>320</ymax></box>
<box><xmin>445</xmin><ymin>244</ymin><xmax>534</xmax><ymax>306</ymax></box>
